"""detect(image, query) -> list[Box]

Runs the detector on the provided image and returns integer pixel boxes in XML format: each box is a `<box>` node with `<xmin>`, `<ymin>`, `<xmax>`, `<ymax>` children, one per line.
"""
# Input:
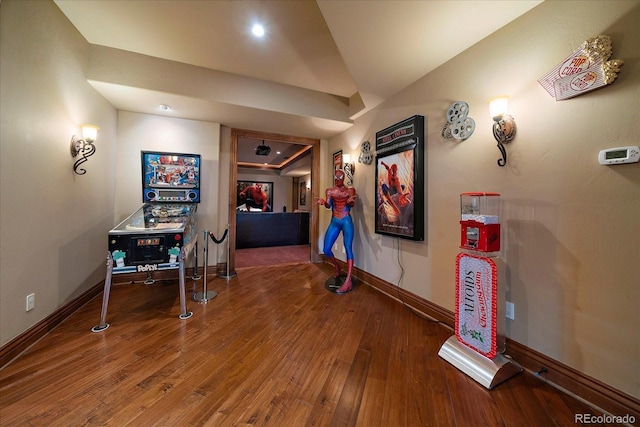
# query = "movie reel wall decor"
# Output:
<box><xmin>358</xmin><ymin>140</ymin><xmax>373</xmax><ymax>165</ymax></box>
<box><xmin>442</xmin><ymin>101</ymin><xmax>476</xmax><ymax>141</ymax></box>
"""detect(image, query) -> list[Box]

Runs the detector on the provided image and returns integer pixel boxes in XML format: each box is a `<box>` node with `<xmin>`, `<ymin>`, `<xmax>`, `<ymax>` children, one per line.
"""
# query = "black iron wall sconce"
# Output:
<box><xmin>490</xmin><ymin>97</ymin><xmax>516</xmax><ymax>167</ymax></box>
<box><xmin>70</xmin><ymin>124</ymin><xmax>99</xmax><ymax>175</ymax></box>
<box><xmin>342</xmin><ymin>153</ymin><xmax>355</xmax><ymax>186</ymax></box>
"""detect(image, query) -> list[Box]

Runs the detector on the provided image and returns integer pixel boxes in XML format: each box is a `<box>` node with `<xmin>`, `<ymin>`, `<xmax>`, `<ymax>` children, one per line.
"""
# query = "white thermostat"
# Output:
<box><xmin>598</xmin><ymin>146</ymin><xmax>640</xmax><ymax>165</ymax></box>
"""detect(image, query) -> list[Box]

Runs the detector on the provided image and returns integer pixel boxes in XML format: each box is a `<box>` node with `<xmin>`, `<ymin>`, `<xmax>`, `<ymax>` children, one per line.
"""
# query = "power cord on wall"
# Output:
<box><xmin>393</xmin><ymin>238</ymin><xmax>454</xmax><ymax>330</ymax></box>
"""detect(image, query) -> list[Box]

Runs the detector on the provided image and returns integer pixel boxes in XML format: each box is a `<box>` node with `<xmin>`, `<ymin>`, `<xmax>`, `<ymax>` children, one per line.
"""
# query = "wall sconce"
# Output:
<box><xmin>342</xmin><ymin>153</ymin><xmax>355</xmax><ymax>186</ymax></box>
<box><xmin>70</xmin><ymin>124</ymin><xmax>99</xmax><ymax>175</ymax></box>
<box><xmin>489</xmin><ymin>96</ymin><xmax>516</xmax><ymax>167</ymax></box>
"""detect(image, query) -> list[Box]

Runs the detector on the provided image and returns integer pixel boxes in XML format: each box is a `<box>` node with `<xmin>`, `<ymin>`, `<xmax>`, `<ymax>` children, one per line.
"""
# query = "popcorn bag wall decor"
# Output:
<box><xmin>538</xmin><ymin>35</ymin><xmax>624</xmax><ymax>100</ymax></box>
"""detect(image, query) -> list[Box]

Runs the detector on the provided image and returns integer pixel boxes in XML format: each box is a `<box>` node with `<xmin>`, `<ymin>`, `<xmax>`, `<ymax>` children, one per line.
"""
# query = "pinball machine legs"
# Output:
<box><xmin>178</xmin><ymin>248</ymin><xmax>193</xmax><ymax>319</ymax></box>
<box><xmin>91</xmin><ymin>252</ymin><xmax>113</xmax><ymax>332</ymax></box>
<box><xmin>91</xmin><ymin>248</ymin><xmax>193</xmax><ymax>332</ymax></box>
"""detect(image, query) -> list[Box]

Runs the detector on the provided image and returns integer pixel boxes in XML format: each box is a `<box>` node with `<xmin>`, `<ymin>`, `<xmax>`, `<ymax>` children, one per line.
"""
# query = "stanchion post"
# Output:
<box><xmin>193</xmin><ymin>229</ymin><xmax>218</xmax><ymax>303</ymax></box>
<box><xmin>192</xmin><ymin>240</ymin><xmax>201</xmax><ymax>280</ymax></box>
<box><xmin>218</xmin><ymin>223</ymin><xmax>237</xmax><ymax>280</ymax></box>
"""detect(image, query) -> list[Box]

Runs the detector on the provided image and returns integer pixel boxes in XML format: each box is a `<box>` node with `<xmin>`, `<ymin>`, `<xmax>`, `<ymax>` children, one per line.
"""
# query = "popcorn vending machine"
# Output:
<box><xmin>438</xmin><ymin>192</ymin><xmax>522</xmax><ymax>388</ymax></box>
<box><xmin>91</xmin><ymin>151</ymin><xmax>201</xmax><ymax>332</ymax></box>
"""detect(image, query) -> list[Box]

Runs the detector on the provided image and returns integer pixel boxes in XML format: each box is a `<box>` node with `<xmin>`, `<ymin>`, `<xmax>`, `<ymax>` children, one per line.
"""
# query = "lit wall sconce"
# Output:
<box><xmin>489</xmin><ymin>96</ymin><xmax>516</xmax><ymax>167</ymax></box>
<box><xmin>70</xmin><ymin>124</ymin><xmax>99</xmax><ymax>175</ymax></box>
<box><xmin>342</xmin><ymin>153</ymin><xmax>355</xmax><ymax>186</ymax></box>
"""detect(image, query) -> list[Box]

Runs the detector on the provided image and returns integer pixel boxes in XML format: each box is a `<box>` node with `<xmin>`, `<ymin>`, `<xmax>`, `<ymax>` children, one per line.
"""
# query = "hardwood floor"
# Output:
<box><xmin>0</xmin><ymin>262</ymin><xmax>603</xmax><ymax>426</ymax></box>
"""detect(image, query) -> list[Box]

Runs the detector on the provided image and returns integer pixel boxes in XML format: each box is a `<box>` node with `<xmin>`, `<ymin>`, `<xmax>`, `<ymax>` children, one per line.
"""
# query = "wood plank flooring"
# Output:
<box><xmin>0</xmin><ymin>262</ymin><xmax>603</xmax><ymax>426</ymax></box>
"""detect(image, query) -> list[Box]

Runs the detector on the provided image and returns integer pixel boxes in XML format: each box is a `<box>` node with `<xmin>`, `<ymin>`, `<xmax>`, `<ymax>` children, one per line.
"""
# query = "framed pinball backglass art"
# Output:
<box><xmin>374</xmin><ymin>115</ymin><xmax>425</xmax><ymax>241</ymax></box>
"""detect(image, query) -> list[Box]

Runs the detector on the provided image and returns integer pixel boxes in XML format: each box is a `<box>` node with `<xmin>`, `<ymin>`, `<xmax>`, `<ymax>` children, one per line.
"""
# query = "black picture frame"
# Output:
<box><xmin>374</xmin><ymin>115</ymin><xmax>425</xmax><ymax>241</ymax></box>
<box><xmin>236</xmin><ymin>180</ymin><xmax>273</xmax><ymax>212</ymax></box>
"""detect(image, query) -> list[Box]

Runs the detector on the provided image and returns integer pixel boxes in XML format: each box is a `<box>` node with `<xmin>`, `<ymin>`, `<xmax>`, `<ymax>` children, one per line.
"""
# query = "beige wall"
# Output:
<box><xmin>324</xmin><ymin>1</ymin><xmax>640</xmax><ymax>397</ymax></box>
<box><xmin>0</xmin><ymin>1</ymin><xmax>118</xmax><ymax>344</ymax></box>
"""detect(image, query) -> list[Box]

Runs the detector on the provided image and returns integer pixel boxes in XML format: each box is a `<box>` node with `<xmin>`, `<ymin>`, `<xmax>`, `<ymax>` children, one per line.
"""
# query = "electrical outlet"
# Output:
<box><xmin>505</xmin><ymin>301</ymin><xmax>515</xmax><ymax>320</ymax></box>
<box><xmin>26</xmin><ymin>293</ymin><xmax>35</xmax><ymax>312</ymax></box>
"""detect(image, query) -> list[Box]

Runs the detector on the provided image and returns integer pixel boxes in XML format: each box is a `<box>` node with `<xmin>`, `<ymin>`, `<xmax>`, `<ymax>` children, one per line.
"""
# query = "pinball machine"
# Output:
<box><xmin>92</xmin><ymin>151</ymin><xmax>201</xmax><ymax>332</ymax></box>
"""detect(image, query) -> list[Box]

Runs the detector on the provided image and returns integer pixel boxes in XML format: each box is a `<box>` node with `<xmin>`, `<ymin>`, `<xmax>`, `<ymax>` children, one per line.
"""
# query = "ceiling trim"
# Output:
<box><xmin>237</xmin><ymin>144</ymin><xmax>312</xmax><ymax>170</ymax></box>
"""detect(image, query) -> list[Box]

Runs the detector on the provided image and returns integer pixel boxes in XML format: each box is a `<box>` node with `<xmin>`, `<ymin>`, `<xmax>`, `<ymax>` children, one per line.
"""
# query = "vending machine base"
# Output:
<box><xmin>438</xmin><ymin>335</ymin><xmax>522</xmax><ymax>389</ymax></box>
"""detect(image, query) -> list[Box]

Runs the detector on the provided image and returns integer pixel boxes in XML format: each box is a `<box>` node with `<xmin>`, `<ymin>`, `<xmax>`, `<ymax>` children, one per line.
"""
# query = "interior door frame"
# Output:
<box><xmin>228</xmin><ymin>129</ymin><xmax>321</xmax><ymax>271</ymax></box>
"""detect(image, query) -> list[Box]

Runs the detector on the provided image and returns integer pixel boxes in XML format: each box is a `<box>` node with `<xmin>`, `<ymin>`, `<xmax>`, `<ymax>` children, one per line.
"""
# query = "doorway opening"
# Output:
<box><xmin>228</xmin><ymin>129</ymin><xmax>320</xmax><ymax>272</ymax></box>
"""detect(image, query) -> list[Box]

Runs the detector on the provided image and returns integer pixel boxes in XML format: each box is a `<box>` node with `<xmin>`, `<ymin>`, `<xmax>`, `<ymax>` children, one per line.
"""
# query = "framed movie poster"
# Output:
<box><xmin>236</xmin><ymin>181</ymin><xmax>273</xmax><ymax>212</ymax></box>
<box><xmin>299</xmin><ymin>182</ymin><xmax>307</xmax><ymax>205</ymax></box>
<box><xmin>332</xmin><ymin>150</ymin><xmax>343</xmax><ymax>185</ymax></box>
<box><xmin>375</xmin><ymin>115</ymin><xmax>425</xmax><ymax>240</ymax></box>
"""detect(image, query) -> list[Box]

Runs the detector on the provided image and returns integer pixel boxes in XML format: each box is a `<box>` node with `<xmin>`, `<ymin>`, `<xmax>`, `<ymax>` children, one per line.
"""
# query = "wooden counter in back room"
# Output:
<box><xmin>236</xmin><ymin>211</ymin><xmax>309</xmax><ymax>249</ymax></box>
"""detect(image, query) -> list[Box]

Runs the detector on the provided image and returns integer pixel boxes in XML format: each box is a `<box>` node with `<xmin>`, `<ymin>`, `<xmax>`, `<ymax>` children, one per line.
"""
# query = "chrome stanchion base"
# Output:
<box><xmin>143</xmin><ymin>272</ymin><xmax>155</xmax><ymax>285</ymax></box>
<box><xmin>193</xmin><ymin>290</ymin><xmax>218</xmax><ymax>303</ymax></box>
<box><xmin>91</xmin><ymin>323</ymin><xmax>110</xmax><ymax>332</ymax></box>
<box><xmin>216</xmin><ymin>262</ymin><xmax>237</xmax><ymax>280</ymax></box>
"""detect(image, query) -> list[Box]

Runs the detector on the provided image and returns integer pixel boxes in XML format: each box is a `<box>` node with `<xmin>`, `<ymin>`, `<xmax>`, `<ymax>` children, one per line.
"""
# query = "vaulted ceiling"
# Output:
<box><xmin>54</xmin><ymin>0</ymin><xmax>542</xmax><ymax>169</ymax></box>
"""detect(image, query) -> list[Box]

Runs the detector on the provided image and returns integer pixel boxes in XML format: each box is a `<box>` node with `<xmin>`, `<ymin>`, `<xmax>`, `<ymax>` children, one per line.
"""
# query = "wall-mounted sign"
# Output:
<box><xmin>538</xmin><ymin>35</ymin><xmax>624</xmax><ymax>100</ymax></box>
<box><xmin>455</xmin><ymin>253</ymin><xmax>498</xmax><ymax>359</ymax></box>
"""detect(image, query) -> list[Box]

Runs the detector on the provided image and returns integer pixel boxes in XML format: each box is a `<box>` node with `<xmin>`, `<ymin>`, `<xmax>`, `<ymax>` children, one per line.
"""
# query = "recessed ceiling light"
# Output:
<box><xmin>159</xmin><ymin>104</ymin><xmax>172</xmax><ymax>111</ymax></box>
<box><xmin>252</xmin><ymin>24</ymin><xmax>265</xmax><ymax>37</ymax></box>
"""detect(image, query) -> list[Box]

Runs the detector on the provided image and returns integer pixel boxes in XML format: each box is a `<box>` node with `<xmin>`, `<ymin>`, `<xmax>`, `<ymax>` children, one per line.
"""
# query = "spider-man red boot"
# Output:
<box><xmin>336</xmin><ymin>260</ymin><xmax>354</xmax><ymax>294</ymax></box>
